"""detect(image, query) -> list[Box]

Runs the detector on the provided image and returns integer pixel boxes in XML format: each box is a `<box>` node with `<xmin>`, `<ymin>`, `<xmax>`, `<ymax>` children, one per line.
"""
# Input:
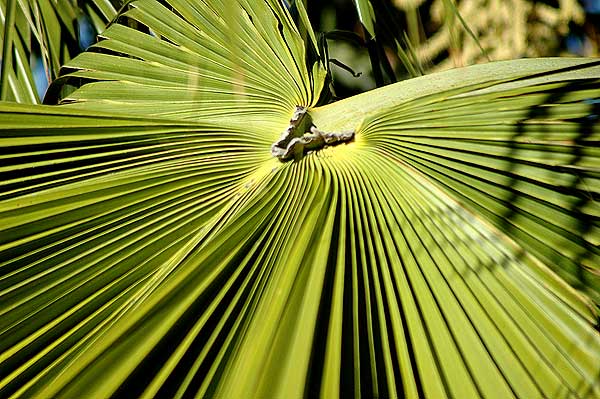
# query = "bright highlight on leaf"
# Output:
<box><xmin>0</xmin><ymin>0</ymin><xmax>599</xmax><ymax>398</ymax></box>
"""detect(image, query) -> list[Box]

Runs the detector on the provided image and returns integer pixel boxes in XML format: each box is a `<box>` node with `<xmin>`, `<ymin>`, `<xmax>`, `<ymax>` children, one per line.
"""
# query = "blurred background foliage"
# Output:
<box><xmin>1</xmin><ymin>0</ymin><xmax>599</xmax><ymax>101</ymax></box>
<box><xmin>312</xmin><ymin>0</ymin><xmax>600</xmax><ymax>97</ymax></box>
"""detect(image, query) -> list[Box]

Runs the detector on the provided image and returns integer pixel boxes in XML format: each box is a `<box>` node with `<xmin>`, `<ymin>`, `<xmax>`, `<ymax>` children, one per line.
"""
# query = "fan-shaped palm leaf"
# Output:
<box><xmin>1</xmin><ymin>0</ymin><xmax>599</xmax><ymax>398</ymax></box>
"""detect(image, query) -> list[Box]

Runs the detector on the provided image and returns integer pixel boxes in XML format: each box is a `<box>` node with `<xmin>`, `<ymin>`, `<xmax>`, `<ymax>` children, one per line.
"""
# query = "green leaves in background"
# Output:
<box><xmin>0</xmin><ymin>0</ymin><xmax>599</xmax><ymax>398</ymax></box>
<box><xmin>0</xmin><ymin>0</ymin><xmax>119</xmax><ymax>103</ymax></box>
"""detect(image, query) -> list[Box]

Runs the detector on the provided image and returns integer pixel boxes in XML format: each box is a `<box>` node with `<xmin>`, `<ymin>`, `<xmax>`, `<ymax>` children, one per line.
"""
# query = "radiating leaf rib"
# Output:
<box><xmin>1</xmin><ymin>0</ymin><xmax>599</xmax><ymax>397</ymax></box>
<box><xmin>371</xmin><ymin>173</ymin><xmax>529</xmax><ymax>398</ymax></box>
<box><xmin>340</xmin><ymin>159</ymin><xmax>364</xmax><ymax>397</ymax></box>
<box><xmin>254</xmin><ymin>163</ymin><xmax>334</xmax><ymax>398</ymax></box>
<box><xmin>184</xmin><ymin>181</ymin><xmax>303</xmax><ymax>398</ymax></box>
<box><xmin>356</xmin><ymin>152</ymin><xmax>599</xmax><ymax>397</ymax></box>
<box><xmin>14</xmin><ymin>162</ymin><xmax>284</xmax><ymax>395</ymax></box>
<box><xmin>50</xmin><ymin>0</ymin><xmax>324</xmax><ymax>123</ymax></box>
<box><xmin>0</xmin><ymin>102</ymin><xmax>278</xmax><ymax>397</ymax></box>
<box><xmin>320</xmin><ymin>164</ymin><xmax>346</xmax><ymax>398</ymax></box>
<box><xmin>362</xmin><ymin>162</ymin><xmax>417</xmax><ymax>398</ymax></box>
<box><xmin>213</xmin><ymin>164</ymin><xmax>319</xmax><ymax>397</ymax></box>
<box><xmin>346</xmin><ymin>159</ymin><xmax>381</xmax><ymax>397</ymax></box>
<box><xmin>311</xmin><ymin>58</ymin><xmax>600</xmax><ymax>131</ymax></box>
<box><xmin>138</xmin><ymin>185</ymin><xmax>294</xmax><ymax>398</ymax></box>
<box><xmin>355</xmin><ymin>67</ymin><xmax>600</xmax><ymax>303</ymax></box>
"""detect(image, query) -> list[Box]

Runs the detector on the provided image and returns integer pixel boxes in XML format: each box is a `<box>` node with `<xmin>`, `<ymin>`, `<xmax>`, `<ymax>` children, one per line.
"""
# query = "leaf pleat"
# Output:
<box><xmin>0</xmin><ymin>103</ymin><xmax>278</xmax><ymax>397</ymax></box>
<box><xmin>7</xmin><ymin>140</ymin><xmax>596</xmax><ymax>398</ymax></box>
<box><xmin>49</xmin><ymin>0</ymin><xmax>325</xmax><ymax>122</ymax></box>
<box><xmin>1</xmin><ymin>1</ymin><xmax>599</xmax><ymax>398</ymax></box>
<box><xmin>360</xmin><ymin>72</ymin><xmax>600</xmax><ymax>304</ymax></box>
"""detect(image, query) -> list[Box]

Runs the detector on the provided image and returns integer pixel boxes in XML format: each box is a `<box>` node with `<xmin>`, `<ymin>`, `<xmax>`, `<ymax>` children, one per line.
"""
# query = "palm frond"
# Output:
<box><xmin>46</xmin><ymin>0</ymin><xmax>327</xmax><ymax>123</ymax></box>
<box><xmin>0</xmin><ymin>0</ymin><xmax>599</xmax><ymax>398</ymax></box>
<box><xmin>314</xmin><ymin>58</ymin><xmax>600</xmax><ymax>303</ymax></box>
<box><xmin>0</xmin><ymin>0</ymin><xmax>119</xmax><ymax>103</ymax></box>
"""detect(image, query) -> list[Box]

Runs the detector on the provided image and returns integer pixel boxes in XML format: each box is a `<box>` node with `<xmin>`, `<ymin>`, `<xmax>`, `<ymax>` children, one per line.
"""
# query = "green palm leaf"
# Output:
<box><xmin>0</xmin><ymin>0</ymin><xmax>119</xmax><ymax>103</ymax></box>
<box><xmin>46</xmin><ymin>0</ymin><xmax>326</xmax><ymax>121</ymax></box>
<box><xmin>1</xmin><ymin>0</ymin><xmax>599</xmax><ymax>398</ymax></box>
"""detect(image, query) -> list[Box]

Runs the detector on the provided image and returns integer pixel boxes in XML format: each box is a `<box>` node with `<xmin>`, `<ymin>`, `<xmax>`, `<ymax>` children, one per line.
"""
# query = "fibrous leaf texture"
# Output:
<box><xmin>0</xmin><ymin>0</ymin><xmax>599</xmax><ymax>398</ymax></box>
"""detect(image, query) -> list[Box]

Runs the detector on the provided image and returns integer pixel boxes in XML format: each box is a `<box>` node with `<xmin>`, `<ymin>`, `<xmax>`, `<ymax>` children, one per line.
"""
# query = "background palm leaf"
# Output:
<box><xmin>1</xmin><ymin>0</ymin><xmax>599</xmax><ymax>398</ymax></box>
<box><xmin>0</xmin><ymin>0</ymin><xmax>119</xmax><ymax>103</ymax></box>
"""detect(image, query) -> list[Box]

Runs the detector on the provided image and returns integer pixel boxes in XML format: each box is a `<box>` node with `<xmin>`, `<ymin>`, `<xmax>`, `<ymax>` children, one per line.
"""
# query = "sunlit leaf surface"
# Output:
<box><xmin>1</xmin><ymin>0</ymin><xmax>599</xmax><ymax>398</ymax></box>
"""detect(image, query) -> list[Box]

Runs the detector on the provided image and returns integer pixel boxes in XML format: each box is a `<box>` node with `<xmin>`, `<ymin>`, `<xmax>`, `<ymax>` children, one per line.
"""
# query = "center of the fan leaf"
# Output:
<box><xmin>271</xmin><ymin>106</ymin><xmax>355</xmax><ymax>161</ymax></box>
